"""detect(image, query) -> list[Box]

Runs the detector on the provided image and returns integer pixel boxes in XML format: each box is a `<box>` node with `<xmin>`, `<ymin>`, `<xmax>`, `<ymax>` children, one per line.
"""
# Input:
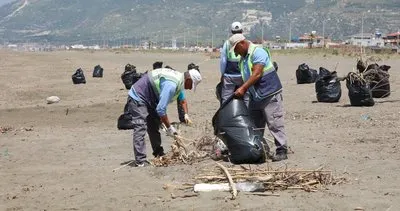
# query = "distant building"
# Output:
<box><xmin>347</xmin><ymin>33</ymin><xmax>384</xmax><ymax>47</ymax></box>
<box><xmin>70</xmin><ymin>44</ymin><xmax>86</xmax><ymax>49</ymax></box>
<box><xmin>383</xmin><ymin>32</ymin><xmax>400</xmax><ymax>46</ymax></box>
<box><xmin>297</xmin><ymin>34</ymin><xmax>324</xmax><ymax>48</ymax></box>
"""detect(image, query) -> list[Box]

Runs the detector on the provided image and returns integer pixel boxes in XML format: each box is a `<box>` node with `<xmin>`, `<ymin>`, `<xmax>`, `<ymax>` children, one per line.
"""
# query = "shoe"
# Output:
<box><xmin>135</xmin><ymin>160</ymin><xmax>152</xmax><ymax>167</ymax></box>
<box><xmin>272</xmin><ymin>148</ymin><xmax>288</xmax><ymax>162</ymax></box>
<box><xmin>152</xmin><ymin>147</ymin><xmax>165</xmax><ymax>157</ymax></box>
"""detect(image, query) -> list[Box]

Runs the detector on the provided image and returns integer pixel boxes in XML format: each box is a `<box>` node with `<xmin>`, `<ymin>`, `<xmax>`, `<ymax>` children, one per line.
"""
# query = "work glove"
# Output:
<box><xmin>184</xmin><ymin>114</ymin><xmax>193</xmax><ymax>125</ymax></box>
<box><xmin>166</xmin><ymin>125</ymin><xmax>178</xmax><ymax>137</ymax></box>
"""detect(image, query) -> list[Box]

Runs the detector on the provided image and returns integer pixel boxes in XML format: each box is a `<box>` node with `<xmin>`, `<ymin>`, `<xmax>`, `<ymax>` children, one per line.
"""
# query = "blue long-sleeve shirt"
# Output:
<box><xmin>129</xmin><ymin>78</ymin><xmax>185</xmax><ymax>116</ymax></box>
<box><xmin>219</xmin><ymin>41</ymin><xmax>228</xmax><ymax>75</ymax></box>
<box><xmin>220</xmin><ymin>40</ymin><xmax>242</xmax><ymax>77</ymax></box>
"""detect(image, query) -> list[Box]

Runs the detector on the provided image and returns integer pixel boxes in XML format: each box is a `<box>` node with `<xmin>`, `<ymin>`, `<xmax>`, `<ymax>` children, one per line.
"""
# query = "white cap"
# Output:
<box><xmin>229</xmin><ymin>33</ymin><xmax>246</xmax><ymax>52</ymax></box>
<box><xmin>188</xmin><ymin>69</ymin><xmax>202</xmax><ymax>92</ymax></box>
<box><xmin>231</xmin><ymin>22</ymin><xmax>243</xmax><ymax>32</ymax></box>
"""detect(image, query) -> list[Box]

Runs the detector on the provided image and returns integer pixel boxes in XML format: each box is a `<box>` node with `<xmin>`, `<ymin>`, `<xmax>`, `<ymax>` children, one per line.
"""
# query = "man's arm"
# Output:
<box><xmin>240</xmin><ymin>64</ymin><xmax>264</xmax><ymax>91</ymax></box>
<box><xmin>156</xmin><ymin>80</ymin><xmax>177</xmax><ymax>128</ymax></box>
<box><xmin>219</xmin><ymin>41</ymin><xmax>227</xmax><ymax>76</ymax></box>
<box><xmin>235</xmin><ymin>48</ymin><xmax>267</xmax><ymax>97</ymax></box>
<box><xmin>177</xmin><ymin>90</ymin><xmax>188</xmax><ymax>114</ymax></box>
<box><xmin>177</xmin><ymin>91</ymin><xmax>192</xmax><ymax>124</ymax></box>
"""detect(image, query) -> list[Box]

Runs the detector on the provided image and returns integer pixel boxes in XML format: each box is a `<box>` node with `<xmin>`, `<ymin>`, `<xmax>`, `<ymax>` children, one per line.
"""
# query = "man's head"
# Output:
<box><xmin>229</xmin><ymin>34</ymin><xmax>248</xmax><ymax>57</ymax></box>
<box><xmin>184</xmin><ymin>69</ymin><xmax>202</xmax><ymax>91</ymax></box>
<box><xmin>187</xmin><ymin>62</ymin><xmax>200</xmax><ymax>72</ymax></box>
<box><xmin>231</xmin><ymin>22</ymin><xmax>243</xmax><ymax>34</ymax></box>
<box><xmin>153</xmin><ymin>61</ymin><xmax>163</xmax><ymax>70</ymax></box>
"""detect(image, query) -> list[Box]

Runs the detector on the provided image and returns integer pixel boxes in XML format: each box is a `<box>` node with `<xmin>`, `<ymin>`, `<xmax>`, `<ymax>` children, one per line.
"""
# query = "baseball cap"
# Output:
<box><xmin>188</xmin><ymin>69</ymin><xmax>202</xmax><ymax>92</ymax></box>
<box><xmin>231</xmin><ymin>22</ymin><xmax>243</xmax><ymax>32</ymax></box>
<box><xmin>229</xmin><ymin>33</ymin><xmax>246</xmax><ymax>52</ymax></box>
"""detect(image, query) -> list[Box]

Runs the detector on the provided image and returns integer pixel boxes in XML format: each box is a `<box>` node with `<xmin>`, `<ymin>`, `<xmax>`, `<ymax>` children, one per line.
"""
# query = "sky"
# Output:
<box><xmin>0</xmin><ymin>0</ymin><xmax>16</xmax><ymax>6</ymax></box>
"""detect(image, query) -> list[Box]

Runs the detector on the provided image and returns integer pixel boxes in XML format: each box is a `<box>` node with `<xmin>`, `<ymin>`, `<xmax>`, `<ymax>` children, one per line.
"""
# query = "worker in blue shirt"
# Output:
<box><xmin>219</xmin><ymin>22</ymin><xmax>249</xmax><ymax>106</ymax></box>
<box><xmin>229</xmin><ymin>33</ymin><xmax>288</xmax><ymax>162</ymax></box>
<box><xmin>126</xmin><ymin>67</ymin><xmax>202</xmax><ymax>167</ymax></box>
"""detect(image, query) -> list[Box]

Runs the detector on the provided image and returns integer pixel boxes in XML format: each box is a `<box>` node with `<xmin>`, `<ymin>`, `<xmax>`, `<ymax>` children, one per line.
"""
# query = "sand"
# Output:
<box><xmin>1</xmin><ymin>49</ymin><xmax>399</xmax><ymax>210</ymax></box>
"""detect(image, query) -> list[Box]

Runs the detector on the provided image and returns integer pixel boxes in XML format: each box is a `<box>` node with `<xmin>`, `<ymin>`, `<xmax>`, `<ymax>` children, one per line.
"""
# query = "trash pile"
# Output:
<box><xmin>361</xmin><ymin>63</ymin><xmax>391</xmax><ymax>98</ymax></box>
<box><xmin>346</xmin><ymin>72</ymin><xmax>375</xmax><ymax>106</ymax></box>
<box><xmin>192</xmin><ymin>164</ymin><xmax>346</xmax><ymax>199</ymax></box>
<box><xmin>343</xmin><ymin>58</ymin><xmax>391</xmax><ymax>106</ymax></box>
<box><xmin>151</xmin><ymin>135</ymin><xmax>215</xmax><ymax>167</ymax></box>
<box><xmin>296</xmin><ymin>57</ymin><xmax>392</xmax><ymax>106</ymax></box>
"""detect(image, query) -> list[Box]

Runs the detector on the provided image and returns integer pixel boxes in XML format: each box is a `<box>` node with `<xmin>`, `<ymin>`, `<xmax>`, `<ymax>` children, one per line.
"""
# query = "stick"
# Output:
<box><xmin>287</xmin><ymin>186</ymin><xmax>304</xmax><ymax>190</ymax></box>
<box><xmin>302</xmin><ymin>180</ymin><xmax>319</xmax><ymax>186</ymax></box>
<box><xmin>333</xmin><ymin>62</ymin><xmax>339</xmax><ymax>72</ymax></box>
<box><xmin>216</xmin><ymin>162</ymin><xmax>237</xmax><ymax>200</ymax></box>
<box><xmin>199</xmin><ymin>169</ymin><xmax>331</xmax><ymax>175</ymax></box>
<box><xmin>195</xmin><ymin>175</ymin><xmax>273</xmax><ymax>182</ymax></box>
<box><xmin>170</xmin><ymin>193</ymin><xmax>199</xmax><ymax>199</ymax></box>
<box><xmin>245</xmin><ymin>193</ymin><xmax>280</xmax><ymax>197</ymax></box>
<box><xmin>112</xmin><ymin>160</ymin><xmax>135</xmax><ymax>172</ymax></box>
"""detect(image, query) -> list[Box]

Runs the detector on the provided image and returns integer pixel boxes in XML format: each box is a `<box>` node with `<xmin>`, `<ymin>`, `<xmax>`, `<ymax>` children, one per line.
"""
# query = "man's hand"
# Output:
<box><xmin>184</xmin><ymin>114</ymin><xmax>193</xmax><ymax>125</ymax></box>
<box><xmin>166</xmin><ymin>125</ymin><xmax>178</xmax><ymax>137</ymax></box>
<box><xmin>234</xmin><ymin>86</ymin><xmax>247</xmax><ymax>98</ymax></box>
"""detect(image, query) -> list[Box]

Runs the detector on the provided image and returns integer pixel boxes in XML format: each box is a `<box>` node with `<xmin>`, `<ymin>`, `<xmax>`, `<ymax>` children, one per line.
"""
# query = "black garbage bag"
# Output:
<box><xmin>215</xmin><ymin>82</ymin><xmax>222</xmax><ymax>102</ymax></box>
<box><xmin>346</xmin><ymin>74</ymin><xmax>375</xmax><ymax>106</ymax></box>
<box><xmin>117</xmin><ymin>113</ymin><xmax>134</xmax><ymax>130</ymax></box>
<box><xmin>363</xmin><ymin>65</ymin><xmax>391</xmax><ymax>98</ymax></box>
<box><xmin>273</xmin><ymin>61</ymin><xmax>278</xmax><ymax>72</ymax></box>
<box><xmin>366</xmin><ymin>63</ymin><xmax>379</xmax><ymax>71</ymax></box>
<box><xmin>93</xmin><ymin>65</ymin><xmax>103</xmax><ymax>77</ymax></box>
<box><xmin>296</xmin><ymin>63</ymin><xmax>318</xmax><ymax>84</ymax></box>
<box><xmin>356</xmin><ymin>59</ymin><xmax>367</xmax><ymax>73</ymax></box>
<box><xmin>125</xmin><ymin>64</ymin><xmax>136</xmax><ymax>72</ymax></box>
<box><xmin>121</xmin><ymin>70</ymin><xmax>135</xmax><ymax>90</ymax></box>
<box><xmin>212</xmin><ymin>97</ymin><xmax>266</xmax><ymax>164</ymax></box>
<box><xmin>315</xmin><ymin>67</ymin><xmax>341</xmax><ymax>102</ymax></box>
<box><xmin>72</xmin><ymin>68</ymin><xmax>86</xmax><ymax>84</ymax></box>
<box><xmin>117</xmin><ymin>103</ymin><xmax>134</xmax><ymax>130</ymax></box>
<box><xmin>121</xmin><ymin>64</ymin><xmax>143</xmax><ymax>90</ymax></box>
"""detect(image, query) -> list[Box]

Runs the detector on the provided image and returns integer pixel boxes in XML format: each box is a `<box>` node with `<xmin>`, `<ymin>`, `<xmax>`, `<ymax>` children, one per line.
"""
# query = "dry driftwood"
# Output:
<box><xmin>170</xmin><ymin>193</ymin><xmax>199</xmax><ymax>199</ymax></box>
<box><xmin>245</xmin><ymin>192</ymin><xmax>280</xmax><ymax>197</ymax></box>
<box><xmin>151</xmin><ymin>135</ymin><xmax>213</xmax><ymax>167</ymax></box>
<box><xmin>195</xmin><ymin>165</ymin><xmax>346</xmax><ymax>194</ymax></box>
<box><xmin>216</xmin><ymin>162</ymin><xmax>238</xmax><ymax>200</ymax></box>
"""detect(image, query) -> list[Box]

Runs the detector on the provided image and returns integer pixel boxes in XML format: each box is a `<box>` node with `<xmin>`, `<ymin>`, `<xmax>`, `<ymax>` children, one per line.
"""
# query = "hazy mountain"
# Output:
<box><xmin>0</xmin><ymin>0</ymin><xmax>15</xmax><ymax>6</ymax></box>
<box><xmin>0</xmin><ymin>0</ymin><xmax>399</xmax><ymax>44</ymax></box>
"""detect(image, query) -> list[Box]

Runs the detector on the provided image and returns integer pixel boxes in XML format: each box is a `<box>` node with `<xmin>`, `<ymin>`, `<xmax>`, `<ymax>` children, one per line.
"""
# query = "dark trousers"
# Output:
<box><xmin>125</xmin><ymin>97</ymin><xmax>163</xmax><ymax>162</ymax></box>
<box><xmin>249</xmin><ymin>92</ymin><xmax>287</xmax><ymax>151</ymax></box>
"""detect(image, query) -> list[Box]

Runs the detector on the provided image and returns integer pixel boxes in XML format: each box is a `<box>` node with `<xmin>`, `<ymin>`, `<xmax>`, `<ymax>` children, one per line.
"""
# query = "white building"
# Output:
<box><xmin>347</xmin><ymin>33</ymin><xmax>384</xmax><ymax>47</ymax></box>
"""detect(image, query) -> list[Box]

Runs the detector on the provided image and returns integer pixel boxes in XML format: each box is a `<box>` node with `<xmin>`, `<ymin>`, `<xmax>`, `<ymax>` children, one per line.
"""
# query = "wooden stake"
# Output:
<box><xmin>171</xmin><ymin>193</ymin><xmax>199</xmax><ymax>199</ymax></box>
<box><xmin>246</xmin><ymin>193</ymin><xmax>280</xmax><ymax>197</ymax></box>
<box><xmin>216</xmin><ymin>162</ymin><xmax>237</xmax><ymax>200</ymax></box>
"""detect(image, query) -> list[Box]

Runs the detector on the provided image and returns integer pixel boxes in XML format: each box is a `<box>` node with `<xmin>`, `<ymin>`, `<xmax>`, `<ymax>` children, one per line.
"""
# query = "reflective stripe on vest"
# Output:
<box><xmin>148</xmin><ymin>68</ymin><xmax>184</xmax><ymax>101</ymax></box>
<box><xmin>225</xmin><ymin>40</ymin><xmax>241</xmax><ymax>62</ymax></box>
<box><xmin>239</xmin><ymin>43</ymin><xmax>274</xmax><ymax>81</ymax></box>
